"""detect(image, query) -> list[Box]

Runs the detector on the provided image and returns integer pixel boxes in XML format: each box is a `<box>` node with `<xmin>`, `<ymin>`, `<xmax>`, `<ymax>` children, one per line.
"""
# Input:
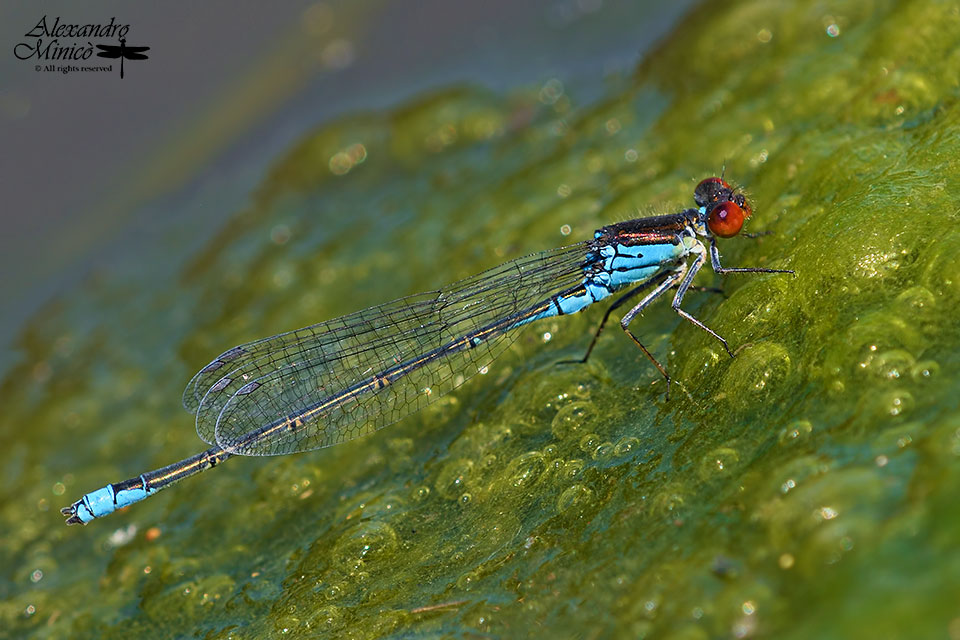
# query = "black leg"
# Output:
<box><xmin>557</xmin><ymin>269</ymin><xmax>726</xmax><ymax>368</ymax></box>
<box><xmin>709</xmin><ymin>237</ymin><xmax>794</xmax><ymax>275</ymax></box>
<box><xmin>617</xmin><ymin>268</ymin><xmax>686</xmax><ymax>396</ymax></box>
<box><xmin>670</xmin><ymin>250</ymin><xmax>733</xmax><ymax>357</ymax></box>
<box><xmin>556</xmin><ymin>274</ymin><xmax>667</xmax><ymax>365</ymax></box>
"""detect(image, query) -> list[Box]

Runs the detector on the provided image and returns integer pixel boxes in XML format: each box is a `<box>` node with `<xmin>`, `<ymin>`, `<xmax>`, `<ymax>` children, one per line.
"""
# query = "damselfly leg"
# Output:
<box><xmin>562</xmin><ymin>237</ymin><xmax>794</xmax><ymax>398</ymax></box>
<box><xmin>556</xmin><ymin>273</ymin><xmax>669</xmax><ymax>366</ymax></box>
<box><xmin>709</xmin><ymin>237</ymin><xmax>795</xmax><ymax>276</ymax></box>
<box><xmin>665</xmin><ymin>249</ymin><xmax>733</xmax><ymax>357</ymax></box>
<box><xmin>618</xmin><ymin>267</ymin><xmax>686</xmax><ymax>391</ymax></box>
<box><xmin>558</xmin><ymin>280</ymin><xmax>724</xmax><ymax>367</ymax></box>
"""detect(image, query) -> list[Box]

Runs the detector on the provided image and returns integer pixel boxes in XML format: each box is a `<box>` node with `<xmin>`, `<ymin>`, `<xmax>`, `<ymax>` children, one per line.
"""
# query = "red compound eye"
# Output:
<box><xmin>707</xmin><ymin>201</ymin><xmax>745</xmax><ymax>238</ymax></box>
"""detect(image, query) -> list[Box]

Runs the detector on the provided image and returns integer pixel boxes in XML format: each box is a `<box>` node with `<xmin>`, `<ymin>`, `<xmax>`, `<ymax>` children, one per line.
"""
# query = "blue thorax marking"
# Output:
<box><xmin>604</xmin><ymin>242</ymin><xmax>682</xmax><ymax>288</ymax></box>
<box><xmin>508</xmin><ymin>238</ymin><xmax>685</xmax><ymax>330</ymax></box>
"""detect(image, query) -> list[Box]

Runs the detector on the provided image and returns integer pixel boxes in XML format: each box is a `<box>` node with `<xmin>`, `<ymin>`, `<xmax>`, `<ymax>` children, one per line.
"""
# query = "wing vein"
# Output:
<box><xmin>185</xmin><ymin>242</ymin><xmax>592</xmax><ymax>455</ymax></box>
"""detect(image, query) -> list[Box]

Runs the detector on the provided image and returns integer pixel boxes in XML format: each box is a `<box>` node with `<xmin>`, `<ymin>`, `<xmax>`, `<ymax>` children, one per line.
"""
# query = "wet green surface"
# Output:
<box><xmin>4</xmin><ymin>0</ymin><xmax>960</xmax><ymax>638</ymax></box>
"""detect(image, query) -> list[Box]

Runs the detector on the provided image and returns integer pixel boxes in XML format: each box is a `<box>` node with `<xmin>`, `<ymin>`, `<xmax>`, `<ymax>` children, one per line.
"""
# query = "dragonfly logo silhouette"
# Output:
<box><xmin>95</xmin><ymin>38</ymin><xmax>149</xmax><ymax>78</ymax></box>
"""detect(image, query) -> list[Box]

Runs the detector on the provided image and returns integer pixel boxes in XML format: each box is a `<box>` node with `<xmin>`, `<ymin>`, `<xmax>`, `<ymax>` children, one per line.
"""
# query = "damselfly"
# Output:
<box><xmin>62</xmin><ymin>177</ymin><xmax>791</xmax><ymax>525</ymax></box>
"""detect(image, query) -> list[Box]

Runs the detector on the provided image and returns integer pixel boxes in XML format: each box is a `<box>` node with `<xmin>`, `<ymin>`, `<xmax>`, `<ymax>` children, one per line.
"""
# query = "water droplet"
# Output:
<box><xmin>613</xmin><ymin>436</ymin><xmax>639</xmax><ymax>457</ymax></box>
<box><xmin>778</xmin><ymin>420</ymin><xmax>813</xmax><ymax>446</ymax></box>
<box><xmin>560</xmin><ymin>459</ymin><xmax>584</xmax><ymax>480</ymax></box>
<box><xmin>435</xmin><ymin>458</ymin><xmax>474</xmax><ymax>499</ymax></box>
<box><xmin>894</xmin><ymin>286</ymin><xmax>935</xmax><ymax>318</ymax></box>
<box><xmin>556</xmin><ymin>484</ymin><xmax>594</xmax><ymax>517</ymax></box>
<box><xmin>841</xmin><ymin>313</ymin><xmax>923</xmax><ymax>377</ymax></box>
<box><xmin>311</xmin><ymin>605</ymin><xmax>346</xmax><ymax>633</ymax></box>
<box><xmin>591</xmin><ymin>441</ymin><xmax>614</xmax><ymax>461</ymax></box>
<box><xmin>457</xmin><ymin>570</ymin><xmax>480</xmax><ymax>590</ymax></box>
<box><xmin>651</xmin><ymin>486</ymin><xmax>687</xmax><ymax>517</ymax></box>
<box><xmin>503</xmin><ymin>452</ymin><xmax>547</xmax><ymax>490</ymax></box>
<box><xmin>910</xmin><ymin>359</ymin><xmax>939</xmax><ymax>382</ymax></box>
<box><xmin>698</xmin><ymin>447</ymin><xmax>741</xmax><ymax>479</ymax></box>
<box><xmin>867</xmin><ymin>389</ymin><xmax>915</xmax><ymax>418</ymax></box>
<box><xmin>551</xmin><ymin>401</ymin><xmax>599</xmax><ymax>439</ymax></box>
<box><xmin>578</xmin><ymin>433</ymin><xmax>601</xmax><ymax>454</ymax></box>
<box><xmin>865</xmin><ymin>349</ymin><xmax>915</xmax><ymax>381</ymax></box>
<box><xmin>331</xmin><ymin>521</ymin><xmax>399</xmax><ymax>570</ymax></box>
<box><xmin>721</xmin><ymin>342</ymin><xmax>792</xmax><ymax>408</ymax></box>
<box><xmin>324</xmin><ymin>582</ymin><xmax>345</xmax><ymax>600</ymax></box>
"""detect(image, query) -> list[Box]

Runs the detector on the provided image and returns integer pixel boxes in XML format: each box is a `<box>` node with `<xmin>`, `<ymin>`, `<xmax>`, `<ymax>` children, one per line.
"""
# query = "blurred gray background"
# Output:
<box><xmin>0</xmin><ymin>0</ymin><xmax>694</xmax><ymax>372</ymax></box>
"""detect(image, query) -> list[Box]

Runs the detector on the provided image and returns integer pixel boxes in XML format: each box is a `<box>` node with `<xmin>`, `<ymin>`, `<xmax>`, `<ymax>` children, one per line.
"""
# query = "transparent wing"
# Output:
<box><xmin>184</xmin><ymin>242</ymin><xmax>591</xmax><ymax>456</ymax></box>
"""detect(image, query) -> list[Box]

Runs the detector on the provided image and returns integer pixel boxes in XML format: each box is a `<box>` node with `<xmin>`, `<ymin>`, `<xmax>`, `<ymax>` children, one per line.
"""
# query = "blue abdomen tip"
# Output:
<box><xmin>83</xmin><ymin>485</ymin><xmax>118</xmax><ymax>520</ymax></box>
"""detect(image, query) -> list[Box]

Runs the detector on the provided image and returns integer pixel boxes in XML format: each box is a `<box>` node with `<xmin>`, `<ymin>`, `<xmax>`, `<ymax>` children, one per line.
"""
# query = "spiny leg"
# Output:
<box><xmin>667</xmin><ymin>239</ymin><xmax>795</xmax><ymax>356</ymax></box>
<box><xmin>618</xmin><ymin>268</ymin><xmax>686</xmax><ymax>395</ymax></box>
<box><xmin>709</xmin><ymin>237</ymin><xmax>794</xmax><ymax>276</ymax></box>
<box><xmin>557</xmin><ymin>274</ymin><xmax>668</xmax><ymax>366</ymax></box>
<box><xmin>558</xmin><ymin>274</ymin><xmax>725</xmax><ymax>367</ymax></box>
<box><xmin>670</xmin><ymin>249</ymin><xmax>734</xmax><ymax>357</ymax></box>
<box><xmin>611</xmin><ymin>240</ymin><xmax>793</xmax><ymax>396</ymax></box>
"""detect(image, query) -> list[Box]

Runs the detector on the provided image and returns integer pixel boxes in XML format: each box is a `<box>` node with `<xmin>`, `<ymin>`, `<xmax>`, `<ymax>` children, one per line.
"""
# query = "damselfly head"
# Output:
<box><xmin>695</xmin><ymin>176</ymin><xmax>752</xmax><ymax>239</ymax></box>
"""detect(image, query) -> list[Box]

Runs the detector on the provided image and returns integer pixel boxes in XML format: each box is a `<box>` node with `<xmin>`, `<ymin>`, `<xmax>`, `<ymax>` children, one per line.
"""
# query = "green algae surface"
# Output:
<box><xmin>5</xmin><ymin>1</ymin><xmax>960</xmax><ymax>638</ymax></box>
